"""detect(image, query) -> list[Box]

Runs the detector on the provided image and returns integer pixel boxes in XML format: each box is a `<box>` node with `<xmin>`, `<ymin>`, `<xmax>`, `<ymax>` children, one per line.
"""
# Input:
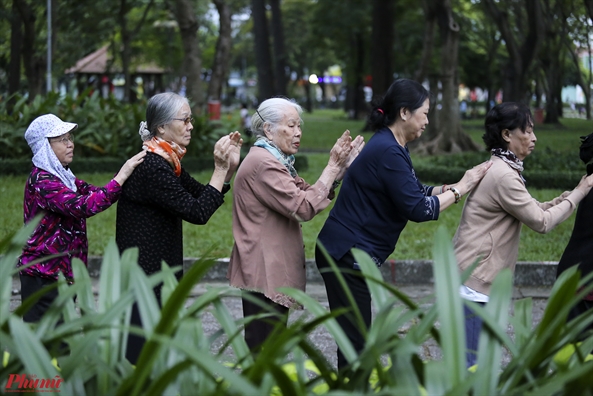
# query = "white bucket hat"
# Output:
<box><xmin>25</xmin><ymin>114</ymin><xmax>79</xmax><ymax>192</ymax></box>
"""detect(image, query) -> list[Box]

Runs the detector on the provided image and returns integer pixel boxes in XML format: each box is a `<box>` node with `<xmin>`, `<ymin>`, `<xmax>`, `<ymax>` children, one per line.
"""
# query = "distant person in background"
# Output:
<box><xmin>228</xmin><ymin>97</ymin><xmax>364</xmax><ymax>354</ymax></box>
<box><xmin>240</xmin><ymin>103</ymin><xmax>250</xmax><ymax>131</ymax></box>
<box><xmin>19</xmin><ymin>114</ymin><xmax>145</xmax><ymax>323</ymax></box>
<box><xmin>460</xmin><ymin>100</ymin><xmax>468</xmax><ymax>119</ymax></box>
<box><xmin>452</xmin><ymin>102</ymin><xmax>593</xmax><ymax>368</ymax></box>
<box><xmin>556</xmin><ymin>132</ymin><xmax>593</xmax><ymax>350</ymax></box>
<box><xmin>116</xmin><ymin>92</ymin><xmax>242</xmax><ymax>364</ymax></box>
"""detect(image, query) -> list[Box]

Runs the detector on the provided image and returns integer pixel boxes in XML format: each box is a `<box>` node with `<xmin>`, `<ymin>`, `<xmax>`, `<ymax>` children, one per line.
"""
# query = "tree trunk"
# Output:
<box><xmin>361</xmin><ymin>0</ymin><xmax>395</xmax><ymax>130</ymax></box>
<box><xmin>569</xmin><ymin>53</ymin><xmax>592</xmax><ymax>121</ymax></box>
<box><xmin>586</xmin><ymin>0</ymin><xmax>593</xmax><ymax>19</ymax></box>
<box><xmin>252</xmin><ymin>0</ymin><xmax>275</xmax><ymax>102</ymax></box>
<box><xmin>482</xmin><ymin>0</ymin><xmax>544</xmax><ymax>103</ymax></box>
<box><xmin>370</xmin><ymin>0</ymin><xmax>394</xmax><ymax>94</ymax></box>
<box><xmin>15</xmin><ymin>0</ymin><xmax>44</xmax><ymax>101</ymax></box>
<box><xmin>415</xmin><ymin>0</ymin><xmax>436</xmax><ymax>83</ymax></box>
<box><xmin>412</xmin><ymin>0</ymin><xmax>480</xmax><ymax>155</ymax></box>
<box><xmin>172</xmin><ymin>0</ymin><xmax>204</xmax><ymax>113</ymax></box>
<box><xmin>118</xmin><ymin>0</ymin><xmax>154</xmax><ymax>103</ymax></box>
<box><xmin>119</xmin><ymin>0</ymin><xmax>132</xmax><ymax>102</ymax></box>
<box><xmin>345</xmin><ymin>32</ymin><xmax>367</xmax><ymax>120</ymax></box>
<box><xmin>8</xmin><ymin>0</ymin><xmax>22</xmax><ymax>105</ymax></box>
<box><xmin>269</xmin><ymin>0</ymin><xmax>287</xmax><ymax>96</ymax></box>
<box><xmin>207</xmin><ymin>0</ymin><xmax>232</xmax><ymax>101</ymax></box>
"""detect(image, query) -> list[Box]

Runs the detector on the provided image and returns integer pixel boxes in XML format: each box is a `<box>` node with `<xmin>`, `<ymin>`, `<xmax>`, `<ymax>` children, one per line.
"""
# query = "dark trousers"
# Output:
<box><xmin>125</xmin><ymin>267</ymin><xmax>182</xmax><ymax>365</ymax></box>
<box><xmin>315</xmin><ymin>245</ymin><xmax>372</xmax><ymax>370</ymax></box>
<box><xmin>567</xmin><ymin>299</ymin><xmax>593</xmax><ymax>354</ymax></box>
<box><xmin>125</xmin><ymin>302</ymin><xmax>145</xmax><ymax>365</ymax></box>
<box><xmin>463</xmin><ymin>301</ymin><xmax>486</xmax><ymax>368</ymax></box>
<box><xmin>20</xmin><ymin>273</ymin><xmax>59</xmax><ymax>323</ymax></box>
<box><xmin>125</xmin><ymin>283</ymin><xmax>166</xmax><ymax>365</ymax></box>
<box><xmin>242</xmin><ymin>290</ymin><xmax>289</xmax><ymax>353</ymax></box>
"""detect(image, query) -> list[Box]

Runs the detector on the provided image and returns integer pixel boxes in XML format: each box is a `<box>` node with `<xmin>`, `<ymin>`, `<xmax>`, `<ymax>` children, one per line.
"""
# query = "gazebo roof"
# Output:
<box><xmin>65</xmin><ymin>45</ymin><xmax>165</xmax><ymax>74</ymax></box>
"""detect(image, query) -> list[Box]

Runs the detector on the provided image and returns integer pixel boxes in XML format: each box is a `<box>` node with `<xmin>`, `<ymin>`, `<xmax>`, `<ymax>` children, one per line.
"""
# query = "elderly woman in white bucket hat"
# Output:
<box><xmin>18</xmin><ymin>113</ymin><xmax>145</xmax><ymax>323</ymax></box>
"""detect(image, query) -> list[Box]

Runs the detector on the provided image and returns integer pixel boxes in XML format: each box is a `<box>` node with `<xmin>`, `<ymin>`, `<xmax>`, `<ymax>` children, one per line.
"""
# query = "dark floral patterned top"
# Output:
<box><xmin>115</xmin><ymin>153</ymin><xmax>227</xmax><ymax>298</ymax></box>
<box><xmin>18</xmin><ymin>166</ymin><xmax>122</xmax><ymax>281</ymax></box>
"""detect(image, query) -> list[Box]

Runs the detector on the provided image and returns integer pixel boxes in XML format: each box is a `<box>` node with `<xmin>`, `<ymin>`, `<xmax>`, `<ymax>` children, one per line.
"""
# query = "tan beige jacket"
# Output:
<box><xmin>453</xmin><ymin>156</ymin><xmax>585</xmax><ymax>295</ymax></box>
<box><xmin>228</xmin><ymin>147</ymin><xmax>331</xmax><ymax>308</ymax></box>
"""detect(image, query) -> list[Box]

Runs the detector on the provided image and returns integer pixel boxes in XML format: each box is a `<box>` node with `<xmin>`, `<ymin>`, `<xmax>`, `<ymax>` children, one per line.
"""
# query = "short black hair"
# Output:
<box><xmin>482</xmin><ymin>102</ymin><xmax>533</xmax><ymax>151</ymax></box>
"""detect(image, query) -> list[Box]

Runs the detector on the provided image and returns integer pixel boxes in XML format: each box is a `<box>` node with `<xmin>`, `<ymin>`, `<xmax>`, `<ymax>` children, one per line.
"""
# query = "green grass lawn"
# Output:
<box><xmin>1</xmin><ymin>111</ymin><xmax>590</xmax><ymax>261</ymax></box>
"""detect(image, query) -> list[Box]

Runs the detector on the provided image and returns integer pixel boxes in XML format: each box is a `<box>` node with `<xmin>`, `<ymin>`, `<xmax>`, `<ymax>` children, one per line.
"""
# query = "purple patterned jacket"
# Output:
<box><xmin>18</xmin><ymin>166</ymin><xmax>122</xmax><ymax>281</ymax></box>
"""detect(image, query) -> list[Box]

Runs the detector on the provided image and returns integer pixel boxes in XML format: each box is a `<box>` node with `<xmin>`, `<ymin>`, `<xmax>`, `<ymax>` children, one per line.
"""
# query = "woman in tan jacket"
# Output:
<box><xmin>228</xmin><ymin>97</ymin><xmax>364</xmax><ymax>353</ymax></box>
<box><xmin>453</xmin><ymin>102</ymin><xmax>593</xmax><ymax>367</ymax></box>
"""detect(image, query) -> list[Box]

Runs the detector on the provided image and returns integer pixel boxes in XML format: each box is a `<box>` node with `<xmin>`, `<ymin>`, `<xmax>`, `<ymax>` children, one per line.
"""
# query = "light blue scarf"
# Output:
<box><xmin>254</xmin><ymin>136</ymin><xmax>297</xmax><ymax>178</ymax></box>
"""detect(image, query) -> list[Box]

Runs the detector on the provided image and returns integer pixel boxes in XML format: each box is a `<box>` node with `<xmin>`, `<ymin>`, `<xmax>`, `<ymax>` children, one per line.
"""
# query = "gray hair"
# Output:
<box><xmin>139</xmin><ymin>92</ymin><xmax>189</xmax><ymax>141</ymax></box>
<box><xmin>250</xmin><ymin>98</ymin><xmax>303</xmax><ymax>138</ymax></box>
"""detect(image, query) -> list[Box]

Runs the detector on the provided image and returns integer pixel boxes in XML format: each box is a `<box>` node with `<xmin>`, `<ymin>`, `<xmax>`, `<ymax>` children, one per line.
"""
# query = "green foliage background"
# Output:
<box><xmin>1</xmin><ymin>109</ymin><xmax>590</xmax><ymax>262</ymax></box>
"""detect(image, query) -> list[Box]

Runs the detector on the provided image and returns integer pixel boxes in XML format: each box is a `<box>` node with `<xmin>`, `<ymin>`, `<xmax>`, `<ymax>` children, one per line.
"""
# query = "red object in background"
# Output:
<box><xmin>534</xmin><ymin>108</ymin><xmax>544</xmax><ymax>124</ymax></box>
<box><xmin>208</xmin><ymin>100</ymin><xmax>221</xmax><ymax>121</ymax></box>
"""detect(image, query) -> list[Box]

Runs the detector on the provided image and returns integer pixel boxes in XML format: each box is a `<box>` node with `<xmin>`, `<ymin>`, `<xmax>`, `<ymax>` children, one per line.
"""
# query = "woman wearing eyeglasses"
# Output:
<box><xmin>18</xmin><ymin>114</ymin><xmax>146</xmax><ymax>324</ymax></box>
<box><xmin>115</xmin><ymin>92</ymin><xmax>242</xmax><ymax>364</ymax></box>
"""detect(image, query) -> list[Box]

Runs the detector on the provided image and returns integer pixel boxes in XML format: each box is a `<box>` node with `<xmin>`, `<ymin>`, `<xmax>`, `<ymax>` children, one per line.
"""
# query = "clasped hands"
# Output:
<box><xmin>214</xmin><ymin>131</ymin><xmax>243</xmax><ymax>171</ymax></box>
<box><xmin>329</xmin><ymin>130</ymin><xmax>365</xmax><ymax>181</ymax></box>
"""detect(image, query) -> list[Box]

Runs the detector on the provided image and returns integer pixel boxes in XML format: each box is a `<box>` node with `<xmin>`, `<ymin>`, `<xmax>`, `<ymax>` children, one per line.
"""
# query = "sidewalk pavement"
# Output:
<box><xmin>83</xmin><ymin>256</ymin><xmax>562</xmax><ymax>287</ymax></box>
<box><xmin>10</xmin><ymin>268</ymin><xmax>553</xmax><ymax>369</ymax></box>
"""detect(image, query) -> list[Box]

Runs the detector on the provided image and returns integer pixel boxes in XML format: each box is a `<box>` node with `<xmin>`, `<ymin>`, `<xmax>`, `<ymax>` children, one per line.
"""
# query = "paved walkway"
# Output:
<box><xmin>10</xmin><ymin>277</ymin><xmax>552</xmax><ymax>368</ymax></box>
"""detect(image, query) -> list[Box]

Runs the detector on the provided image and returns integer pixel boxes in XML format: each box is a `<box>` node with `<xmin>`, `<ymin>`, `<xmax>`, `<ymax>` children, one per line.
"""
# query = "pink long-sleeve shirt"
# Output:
<box><xmin>18</xmin><ymin>166</ymin><xmax>121</xmax><ymax>281</ymax></box>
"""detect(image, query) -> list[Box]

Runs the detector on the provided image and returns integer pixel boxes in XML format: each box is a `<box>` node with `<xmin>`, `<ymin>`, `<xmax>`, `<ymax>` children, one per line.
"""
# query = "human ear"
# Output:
<box><xmin>502</xmin><ymin>129</ymin><xmax>511</xmax><ymax>143</ymax></box>
<box><xmin>400</xmin><ymin>108</ymin><xmax>408</xmax><ymax>121</ymax></box>
<box><xmin>263</xmin><ymin>123</ymin><xmax>273</xmax><ymax>139</ymax></box>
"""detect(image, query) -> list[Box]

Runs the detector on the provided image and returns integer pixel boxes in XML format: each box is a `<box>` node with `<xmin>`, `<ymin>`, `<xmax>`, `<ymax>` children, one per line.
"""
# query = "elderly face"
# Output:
<box><xmin>402</xmin><ymin>98</ymin><xmax>430</xmax><ymax>143</ymax></box>
<box><xmin>266</xmin><ymin>106</ymin><xmax>302</xmax><ymax>155</ymax></box>
<box><xmin>49</xmin><ymin>132</ymin><xmax>75</xmax><ymax>166</ymax></box>
<box><xmin>159</xmin><ymin>103</ymin><xmax>193</xmax><ymax>148</ymax></box>
<box><xmin>504</xmin><ymin>123</ymin><xmax>537</xmax><ymax>160</ymax></box>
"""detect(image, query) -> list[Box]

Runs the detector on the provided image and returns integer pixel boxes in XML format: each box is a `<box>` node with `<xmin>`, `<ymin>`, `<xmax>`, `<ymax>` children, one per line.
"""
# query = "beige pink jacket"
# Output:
<box><xmin>228</xmin><ymin>146</ymin><xmax>331</xmax><ymax>308</ymax></box>
<box><xmin>453</xmin><ymin>156</ymin><xmax>585</xmax><ymax>295</ymax></box>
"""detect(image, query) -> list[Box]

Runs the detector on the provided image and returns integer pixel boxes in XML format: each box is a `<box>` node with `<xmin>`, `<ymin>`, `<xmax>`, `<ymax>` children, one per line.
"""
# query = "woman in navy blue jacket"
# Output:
<box><xmin>316</xmin><ymin>78</ymin><xmax>491</xmax><ymax>370</ymax></box>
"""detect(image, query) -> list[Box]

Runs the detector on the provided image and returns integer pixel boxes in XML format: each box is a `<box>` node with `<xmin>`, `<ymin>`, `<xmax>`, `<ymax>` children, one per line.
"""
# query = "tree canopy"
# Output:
<box><xmin>1</xmin><ymin>0</ymin><xmax>591</xmax><ymax>151</ymax></box>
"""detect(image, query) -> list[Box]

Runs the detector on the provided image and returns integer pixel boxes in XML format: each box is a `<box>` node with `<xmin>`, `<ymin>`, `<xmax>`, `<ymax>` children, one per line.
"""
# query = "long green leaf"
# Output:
<box><xmin>431</xmin><ymin>225</ymin><xmax>466</xmax><ymax>387</ymax></box>
<box><xmin>475</xmin><ymin>268</ymin><xmax>513</xmax><ymax>395</ymax></box>
<box><xmin>9</xmin><ymin>317</ymin><xmax>60</xmax><ymax>380</ymax></box>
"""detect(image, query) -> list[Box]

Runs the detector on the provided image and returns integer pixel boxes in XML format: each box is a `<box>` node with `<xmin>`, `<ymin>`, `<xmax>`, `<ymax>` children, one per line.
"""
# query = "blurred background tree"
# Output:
<box><xmin>0</xmin><ymin>0</ymin><xmax>591</xmax><ymax>155</ymax></box>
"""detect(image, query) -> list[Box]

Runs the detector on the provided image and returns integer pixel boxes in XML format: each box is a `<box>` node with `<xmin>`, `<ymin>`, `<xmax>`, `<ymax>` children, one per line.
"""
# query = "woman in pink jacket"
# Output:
<box><xmin>228</xmin><ymin>97</ymin><xmax>364</xmax><ymax>354</ymax></box>
<box><xmin>18</xmin><ymin>114</ymin><xmax>145</xmax><ymax>323</ymax></box>
<box><xmin>453</xmin><ymin>102</ymin><xmax>593</xmax><ymax>367</ymax></box>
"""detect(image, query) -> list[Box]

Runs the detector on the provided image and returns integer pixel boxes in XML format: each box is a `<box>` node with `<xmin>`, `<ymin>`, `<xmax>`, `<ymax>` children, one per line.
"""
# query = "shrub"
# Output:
<box><xmin>415</xmin><ymin>147</ymin><xmax>586</xmax><ymax>189</ymax></box>
<box><xmin>2</xmin><ymin>223</ymin><xmax>591</xmax><ymax>394</ymax></box>
<box><xmin>0</xmin><ymin>154</ymin><xmax>308</xmax><ymax>176</ymax></box>
<box><xmin>0</xmin><ymin>91</ymin><xmax>222</xmax><ymax>161</ymax></box>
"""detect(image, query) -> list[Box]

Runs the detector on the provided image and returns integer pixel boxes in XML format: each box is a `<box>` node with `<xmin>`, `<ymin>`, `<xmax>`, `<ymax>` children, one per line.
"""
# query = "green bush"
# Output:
<box><xmin>0</xmin><ymin>154</ymin><xmax>308</xmax><ymax>176</ymax></box>
<box><xmin>2</xmin><ymin>222</ymin><xmax>592</xmax><ymax>394</ymax></box>
<box><xmin>415</xmin><ymin>147</ymin><xmax>586</xmax><ymax>189</ymax></box>
<box><xmin>0</xmin><ymin>91</ymin><xmax>222</xmax><ymax>161</ymax></box>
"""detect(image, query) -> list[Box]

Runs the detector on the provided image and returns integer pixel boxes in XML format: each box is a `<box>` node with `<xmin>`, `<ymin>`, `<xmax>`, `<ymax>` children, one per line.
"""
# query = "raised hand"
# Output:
<box><xmin>227</xmin><ymin>131</ymin><xmax>243</xmax><ymax>172</ymax></box>
<box><xmin>335</xmin><ymin>134</ymin><xmax>365</xmax><ymax>181</ymax></box>
<box><xmin>213</xmin><ymin>135</ymin><xmax>233</xmax><ymax>171</ymax></box>
<box><xmin>328</xmin><ymin>130</ymin><xmax>354</xmax><ymax>169</ymax></box>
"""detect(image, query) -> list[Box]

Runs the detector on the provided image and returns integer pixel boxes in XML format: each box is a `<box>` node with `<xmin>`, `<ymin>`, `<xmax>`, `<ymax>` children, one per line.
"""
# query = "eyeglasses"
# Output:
<box><xmin>49</xmin><ymin>134</ymin><xmax>74</xmax><ymax>145</ymax></box>
<box><xmin>172</xmin><ymin>116</ymin><xmax>194</xmax><ymax>125</ymax></box>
